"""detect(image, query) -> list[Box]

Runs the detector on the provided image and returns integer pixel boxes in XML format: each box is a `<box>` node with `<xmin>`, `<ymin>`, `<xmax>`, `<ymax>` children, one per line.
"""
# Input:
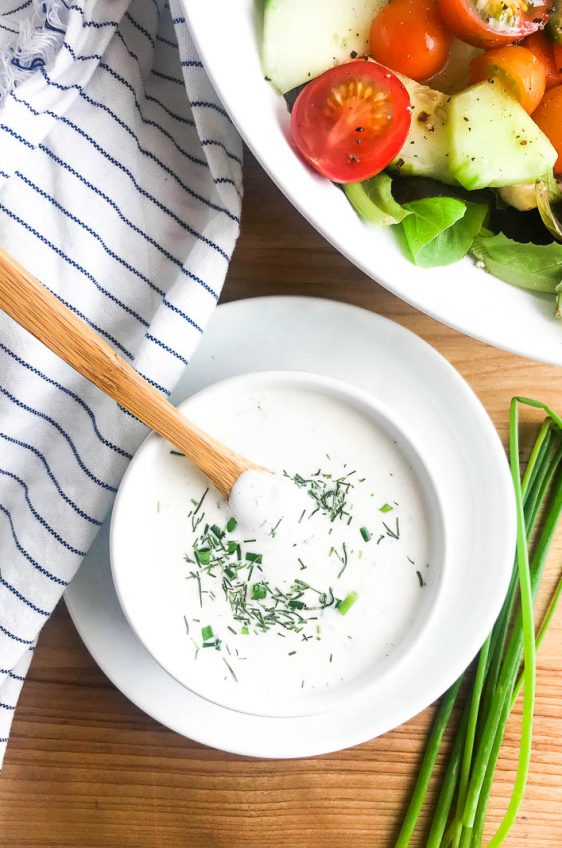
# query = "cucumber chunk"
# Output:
<box><xmin>448</xmin><ymin>81</ymin><xmax>558</xmax><ymax>191</ymax></box>
<box><xmin>262</xmin><ymin>0</ymin><xmax>386</xmax><ymax>94</ymax></box>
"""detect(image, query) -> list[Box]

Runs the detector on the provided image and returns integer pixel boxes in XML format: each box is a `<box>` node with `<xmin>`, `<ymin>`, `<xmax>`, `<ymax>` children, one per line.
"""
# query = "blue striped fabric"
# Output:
<box><xmin>0</xmin><ymin>0</ymin><xmax>242</xmax><ymax>766</ymax></box>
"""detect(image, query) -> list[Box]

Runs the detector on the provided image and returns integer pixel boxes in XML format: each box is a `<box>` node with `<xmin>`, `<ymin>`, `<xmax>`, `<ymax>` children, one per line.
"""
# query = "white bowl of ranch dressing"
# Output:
<box><xmin>110</xmin><ymin>371</ymin><xmax>446</xmax><ymax>719</ymax></box>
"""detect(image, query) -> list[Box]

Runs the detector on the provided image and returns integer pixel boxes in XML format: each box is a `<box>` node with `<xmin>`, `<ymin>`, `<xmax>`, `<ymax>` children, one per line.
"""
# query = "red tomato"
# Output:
<box><xmin>290</xmin><ymin>61</ymin><xmax>411</xmax><ymax>183</ymax></box>
<box><xmin>524</xmin><ymin>31</ymin><xmax>562</xmax><ymax>89</ymax></box>
<box><xmin>469</xmin><ymin>46</ymin><xmax>546</xmax><ymax>113</ymax></box>
<box><xmin>553</xmin><ymin>43</ymin><xmax>562</xmax><ymax>74</ymax></box>
<box><xmin>533</xmin><ymin>85</ymin><xmax>562</xmax><ymax>173</ymax></box>
<box><xmin>369</xmin><ymin>0</ymin><xmax>451</xmax><ymax>82</ymax></box>
<box><xmin>437</xmin><ymin>0</ymin><xmax>552</xmax><ymax>48</ymax></box>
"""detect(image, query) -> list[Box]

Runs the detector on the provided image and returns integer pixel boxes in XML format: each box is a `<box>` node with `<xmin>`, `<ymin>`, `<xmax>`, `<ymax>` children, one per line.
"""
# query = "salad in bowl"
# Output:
<box><xmin>262</xmin><ymin>0</ymin><xmax>562</xmax><ymax>313</ymax></box>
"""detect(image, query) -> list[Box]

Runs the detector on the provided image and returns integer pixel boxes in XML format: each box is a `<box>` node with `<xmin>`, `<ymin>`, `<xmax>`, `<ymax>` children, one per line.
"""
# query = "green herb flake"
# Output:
<box><xmin>379</xmin><ymin>503</ymin><xmax>393</xmax><ymax>513</ymax></box>
<box><xmin>226</xmin><ymin>517</ymin><xmax>237</xmax><ymax>533</ymax></box>
<box><xmin>223</xmin><ymin>658</ymin><xmax>238</xmax><ymax>681</ymax></box>
<box><xmin>360</xmin><ymin>526</ymin><xmax>371</xmax><ymax>542</ymax></box>
<box><xmin>251</xmin><ymin>583</ymin><xmax>268</xmax><ymax>600</ymax></box>
<box><xmin>201</xmin><ymin>624</ymin><xmax>214</xmax><ymax>641</ymax></box>
<box><xmin>337</xmin><ymin>591</ymin><xmax>359</xmax><ymax>616</ymax></box>
<box><xmin>195</xmin><ymin>548</ymin><xmax>211</xmax><ymax>565</ymax></box>
<box><xmin>246</xmin><ymin>552</ymin><xmax>263</xmax><ymax>564</ymax></box>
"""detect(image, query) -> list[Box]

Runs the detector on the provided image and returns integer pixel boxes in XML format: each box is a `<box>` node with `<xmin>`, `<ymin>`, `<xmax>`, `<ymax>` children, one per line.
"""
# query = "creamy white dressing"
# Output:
<box><xmin>113</xmin><ymin>379</ymin><xmax>439</xmax><ymax>717</ymax></box>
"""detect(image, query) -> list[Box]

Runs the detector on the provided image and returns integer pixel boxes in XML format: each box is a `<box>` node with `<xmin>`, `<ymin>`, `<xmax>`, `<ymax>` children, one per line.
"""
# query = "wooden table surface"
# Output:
<box><xmin>2</xmin><ymin>151</ymin><xmax>562</xmax><ymax>848</ymax></box>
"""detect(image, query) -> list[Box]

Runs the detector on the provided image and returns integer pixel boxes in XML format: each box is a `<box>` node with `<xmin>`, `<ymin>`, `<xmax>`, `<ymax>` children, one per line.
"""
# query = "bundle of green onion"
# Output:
<box><xmin>396</xmin><ymin>398</ymin><xmax>562</xmax><ymax>848</ymax></box>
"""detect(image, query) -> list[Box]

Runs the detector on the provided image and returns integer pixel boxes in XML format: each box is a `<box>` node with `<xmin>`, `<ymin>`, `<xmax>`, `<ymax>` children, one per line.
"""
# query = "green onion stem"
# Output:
<box><xmin>521</xmin><ymin>418</ymin><xmax>552</xmax><ymax>499</ymax></box>
<box><xmin>393</xmin><ymin>400</ymin><xmax>562</xmax><ymax>847</ymax></box>
<box><xmin>512</xmin><ymin>570</ymin><xmax>562</xmax><ymax>710</ymax></box>
<box><xmin>477</xmin><ymin>427</ymin><xmax>562</xmax><ymax>738</ymax></box>
<box><xmin>463</xmin><ymin>422</ymin><xmax>561</xmax><ymax>825</ymax></box>
<box><xmin>514</xmin><ymin>397</ymin><xmax>562</xmax><ymax>432</ymax></box>
<box><xmin>458</xmin><ymin>824</ymin><xmax>473</xmax><ymax>848</ymax></box>
<box><xmin>524</xmin><ymin>435</ymin><xmax>562</xmax><ymax>531</ymax></box>
<box><xmin>464</xmin><ymin>450</ymin><xmax>562</xmax><ymax>840</ymax></box>
<box><xmin>426</xmin><ymin>704</ymin><xmax>470</xmax><ymax>848</ymax></box>
<box><xmin>464</xmin><ymin>399</ymin><xmax>537</xmax><ymax>838</ymax></box>
<box><xmin>469</xmin><ymin>694</ymin><xmax>511</xmax><ymax>847</ymax></box>
<box><xmin>394</xmin><ymin>676</ymin><xmax>463</xmax><ymax>848</ymax></box>
<box><xmin>454</xmin><ymin>635</ymin><xmax>492</xmax><ymax>832</ymax></box>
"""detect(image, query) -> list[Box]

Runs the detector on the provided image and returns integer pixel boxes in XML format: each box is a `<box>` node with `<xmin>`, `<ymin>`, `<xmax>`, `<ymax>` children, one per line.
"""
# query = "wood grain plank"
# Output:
<box><xmin>1</xmin><ymin>149</ymin><xmax>561</xmax><ymax>848</ymax></box>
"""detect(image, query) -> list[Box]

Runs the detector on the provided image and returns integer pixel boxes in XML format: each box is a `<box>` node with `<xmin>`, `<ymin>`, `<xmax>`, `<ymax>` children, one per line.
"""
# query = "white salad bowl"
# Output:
<box><xmin>185</xmin><ymin>0</ymin><xmax>562</xmax><ymax>365</ymax></box>
<box><xmin>110</xmin><ymin>369</ymin><xmax>447</xmax><ymax>718</ymax></box>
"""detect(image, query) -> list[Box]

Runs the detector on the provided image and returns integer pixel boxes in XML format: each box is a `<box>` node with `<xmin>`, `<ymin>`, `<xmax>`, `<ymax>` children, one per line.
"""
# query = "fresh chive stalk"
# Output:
<box><xmin>395</xmin><ymin>677</ymin><xmax>463</xmax><ymax>848</ymax></box>
<box><xmin>394</xmin><ymin>400</ymin><xmax>562</xmax><ymax>847</ymax></box>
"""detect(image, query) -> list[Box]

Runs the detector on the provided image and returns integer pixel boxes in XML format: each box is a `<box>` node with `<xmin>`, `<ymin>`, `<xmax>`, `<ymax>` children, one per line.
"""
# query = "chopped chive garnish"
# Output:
<box><xmin>360</xmin><ymin>526</ymin><xmax>371</xmax><ymax>542</ymax></box>
<box><xmin>416</xmin><ymin>570</ymin><xmax>425</xmax><ymax>588</ymax></box>
<box><xmin>195</xmin><ymin>548</ymin><xmax>211</xmax><ymax>565</ymax></box>
<box><xmin>201</xmin><ymin>625</ymin><xmax>214</xmax><ymax>641</ymax></box>
<box><xmin>223</xmin><ymin>658</ymin><xmax>238</xmax><ymax>681</ymax></box>
<box><xmin>251</xmin><ymin>583</ymin><xmax>268</xmax><ymax>600</ymax></box>
<box><xmin>383</xmin><ymin>518</ymin><xmax>400</xmax><ymax>540</ymax></box>
<box><xmin>226</xmin><ymin>517</ymin><xmax>237</xmax><ymax>533</ymax></box>
<box><xmin>288</xmin><ymin>650</ymin><xmax>297</xmax><ymax>656</ymax></box>
<box><xmin>379</xmin><ymin>503</ymin><xmax>393</xmax><ymax>513</ymax></box>
<box><xmin>270</xmin><ymin>518</ymin><xmax>283</xmax><ymax>537</ymax></box>
<box><xmin>337</xmin><ymin>591</ymin><xmax>358</xmax><ymax>616</ymax></box>
<box><xmin>169</xmin><ymin>449</ymin><xmax>185</xmax><ymax>456</ymax></box>
<box><xmin>227</xmin><ymin>540</ymin><xmax>238</xmax><ymax>554</ymax></box>
<box><xmin>210</xmin><ymin>524</ymin><xmax>224</xmax><ymax>539</ymax></box>
<box><xmin>245</xmin><ymin>552</ymin><xmax>263</xmax><ymax>564</ymax></box>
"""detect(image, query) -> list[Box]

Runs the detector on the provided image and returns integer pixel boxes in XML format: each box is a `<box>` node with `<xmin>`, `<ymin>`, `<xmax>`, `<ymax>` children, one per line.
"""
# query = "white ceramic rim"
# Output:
<box><xmin>185</xmin><ymin>0</ymin><xmax>562</xmax><ymax>366</ymax></box>
<box><xmin>65</xmin><ymin>297</ymin><xmax>516</xmax><ymax>758</ymax></box>
<box><xmin>109</xmin><ymin>368</ymin><xmax>448</xmax><ymax>718</ymax></box>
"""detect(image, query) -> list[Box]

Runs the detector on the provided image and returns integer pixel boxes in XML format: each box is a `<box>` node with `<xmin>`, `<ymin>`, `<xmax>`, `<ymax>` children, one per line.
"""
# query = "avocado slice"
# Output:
<box><xmin>388</xmin><ymin>74</ymin><xmax>457</xmax><ymax>186</ymax></box>
<box><xmin>448</xmin><ymin>81</ymin><xmax>558</xmax><ymax>191</ymax></box>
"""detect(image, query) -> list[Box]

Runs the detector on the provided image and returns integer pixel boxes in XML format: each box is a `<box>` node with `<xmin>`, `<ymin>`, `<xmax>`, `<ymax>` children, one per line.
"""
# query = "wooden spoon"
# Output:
<box><xmin>0</xmin><ymin>246</ymin><xmax>266</xmax><ymax>500</ymax></box>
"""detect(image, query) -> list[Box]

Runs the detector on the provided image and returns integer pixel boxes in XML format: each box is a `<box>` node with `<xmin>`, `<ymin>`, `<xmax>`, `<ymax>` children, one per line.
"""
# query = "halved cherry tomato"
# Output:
<box><xmin>553</xmin><ymin>42</ymin><xmax>562</xmax><ymax>73</ymax></box>
<box><xmin>533</xmin><ymin>84</ymin><xmax>562</xmax><ymax>173</ymax></box>
<box><xmin>369</xmin><ymin>0</ymin><xmax>451</xmax><ymax>82</ymax></box>
<box><xmin>524</xmin><ymin>31</ymin><xmax>562</xmax><ymax>89</ymax></box>
<box><xmin>290</xmin><ymin>61</ymin><xmax>411</xmax><ymax>183</ymax></box>
<box><xmin>436</xmin><ymin>0</ymin><xmax>552</xmax><ymax>48</ymax></box>
<box><xmin>469</xmin><ymin>45</ymin><xmax>546</xmax><ymax>112</ymax></box>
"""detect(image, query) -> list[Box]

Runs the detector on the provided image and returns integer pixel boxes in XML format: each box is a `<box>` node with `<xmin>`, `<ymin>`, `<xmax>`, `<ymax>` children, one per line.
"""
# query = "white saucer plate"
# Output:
<box><xmin>65</xmin><ymin>297</ymin><xmax>515</xmax><ymax>758</ymax></box>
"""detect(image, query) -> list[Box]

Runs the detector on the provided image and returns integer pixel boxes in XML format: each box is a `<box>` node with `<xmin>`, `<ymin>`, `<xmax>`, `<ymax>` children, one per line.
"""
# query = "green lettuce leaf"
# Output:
<box><xmin>471</xmin><ymin>232</ymin><xmax>562</xmax><ymax>293</ymax></box>
<box><xmin>400</xmin><ymin>197</ymin><xmax>488</xmax><ymax>267</ymax></box>
<box><xmin>344</xmin><ymin>174</ymin><xmax>411</xmax><ymax>227</ymax></box>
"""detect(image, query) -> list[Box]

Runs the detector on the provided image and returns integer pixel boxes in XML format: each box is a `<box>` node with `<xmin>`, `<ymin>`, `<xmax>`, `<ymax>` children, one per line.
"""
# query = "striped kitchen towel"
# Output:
<box><xmin>0</xmin><ymin>0</ymin><xmax>242</xmax><ymax>767</ymax></box>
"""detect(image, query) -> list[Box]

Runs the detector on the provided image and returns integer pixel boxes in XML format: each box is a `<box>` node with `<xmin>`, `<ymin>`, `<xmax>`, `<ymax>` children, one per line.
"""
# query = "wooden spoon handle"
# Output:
<box><xmin>0</xmin><ymin>246</ymin><xmax>258</xmax><ymax>500</ymax></box>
